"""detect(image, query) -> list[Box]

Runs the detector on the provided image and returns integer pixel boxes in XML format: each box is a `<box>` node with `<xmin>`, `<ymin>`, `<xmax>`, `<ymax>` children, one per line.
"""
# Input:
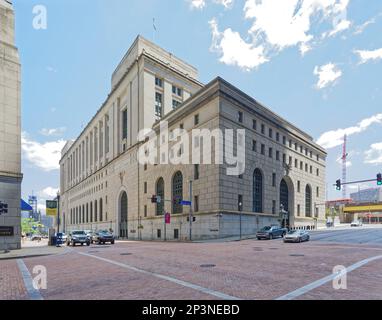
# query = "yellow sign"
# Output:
<box><xmin>344</xmin><ymin>204</ymin><xmax>382</xmax><ymax>213</ymax></box>
<box><xmin>46</xmin><ymin>200</ymin><xmax>58</xmax><ymax>216</ymax></box>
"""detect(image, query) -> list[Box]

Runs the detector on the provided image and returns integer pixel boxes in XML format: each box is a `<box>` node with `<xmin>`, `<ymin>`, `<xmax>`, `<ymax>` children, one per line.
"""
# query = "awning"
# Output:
<box><xmin>21</xmin><ymin>199</ymin><xmax>33</xmax><ymax>211</ymax></box>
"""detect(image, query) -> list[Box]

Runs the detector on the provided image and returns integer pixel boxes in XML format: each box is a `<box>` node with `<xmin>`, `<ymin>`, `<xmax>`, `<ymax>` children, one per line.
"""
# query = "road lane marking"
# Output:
<box><xmin>276</xmin><ymin>254</ymin><xmax>382</xmax><ymax>300</ymax></box>
<box><xmin>78</xmin><ymin>252</ymin><xmax>240</xmax><ymax>300</ymax></box>
<box><xmin>16</xmin><ymin>259</ymin><xmax>44</xmax><ymax>301</ymax></box>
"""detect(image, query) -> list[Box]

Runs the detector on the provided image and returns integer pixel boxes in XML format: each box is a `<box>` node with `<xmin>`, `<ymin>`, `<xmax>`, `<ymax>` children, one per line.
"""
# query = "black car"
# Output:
<box><xmin>256</xmin><ymin>226</ymin><xmax>287</xmax><ymax>240</ymax></box>
<box><xmin>92</xmin><ymin>230</ymin><xmax>115</xmax><ymax>245</ymax></box>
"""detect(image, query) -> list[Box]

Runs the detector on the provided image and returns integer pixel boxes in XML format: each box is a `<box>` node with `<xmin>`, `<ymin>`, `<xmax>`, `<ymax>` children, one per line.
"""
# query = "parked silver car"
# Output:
<box><xmin>283</xmin><ymin>230</ymin><xmax>310</xmax><ymax>243</ymax></box>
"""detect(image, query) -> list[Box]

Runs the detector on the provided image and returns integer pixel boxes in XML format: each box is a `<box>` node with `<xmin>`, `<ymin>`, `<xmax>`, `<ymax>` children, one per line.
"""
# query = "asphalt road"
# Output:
<box><xmin>311</xmin><ymin>227</ymin><xmax>382</xmax><ymax>245</ymax></box>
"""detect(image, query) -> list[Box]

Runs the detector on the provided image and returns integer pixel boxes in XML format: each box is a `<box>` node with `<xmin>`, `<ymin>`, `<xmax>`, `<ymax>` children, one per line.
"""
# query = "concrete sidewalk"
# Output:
<box><xmin>0</xmin><ymin>245</ymin><xmax>70</xmax><ymax>261</ymax></box>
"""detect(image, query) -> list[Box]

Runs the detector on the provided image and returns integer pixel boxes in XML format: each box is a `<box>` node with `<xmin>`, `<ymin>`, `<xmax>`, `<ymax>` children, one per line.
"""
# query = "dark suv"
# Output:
<box><xmin>67</xmin><ymin>230</ymin><xmax>90</xmax><ymax>246</ymax></box>
<box><xmin>92</xmin><ymin>230</ymin><xmax>115</xmax><ymax>245</ymax></box>
<box><xmin>256</xmin><ymin>226</ymin><xmax>287</xmax><ymax>240</ymax></box>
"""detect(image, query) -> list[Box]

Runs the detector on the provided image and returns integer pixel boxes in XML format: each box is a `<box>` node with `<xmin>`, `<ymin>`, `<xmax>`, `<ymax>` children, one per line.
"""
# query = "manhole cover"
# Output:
<box><xmin>200</xmin><ymin>264</ymin><xmax>216</xmax><ymax>268</ymax></box>
<box><xmin>253</xmin><ymin>247</ymin><xmax>264</xmax><ymax>251</ymax></box>
<box><xmin>120</xmin><ymin>253</ymin><xmax>132</xmax><ymax>256</ymax></box>
<box><xmin>289</xmin><ymin>254</ymin><xmax>305</xmax><ymax>257</ymax></box>
<box><xmin>88</xmin><ymin>251</ymin><xmax>99</xmax><ymax>253</ymax></box>
<box><xmin>269</xmin><ymin>248</ymin><xmax>279</xmax><ymax>250</ymax></box>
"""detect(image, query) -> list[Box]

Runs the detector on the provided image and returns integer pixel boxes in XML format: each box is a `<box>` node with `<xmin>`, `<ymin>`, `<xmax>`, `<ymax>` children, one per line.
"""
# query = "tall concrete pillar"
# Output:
<box><xmin>0</xmin><ymin>0</ymin><xmax>22</xmax><ymax>250</ymax></box>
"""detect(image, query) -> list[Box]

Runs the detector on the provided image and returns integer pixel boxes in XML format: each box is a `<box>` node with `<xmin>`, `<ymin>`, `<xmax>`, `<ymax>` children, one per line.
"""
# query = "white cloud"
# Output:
<box><xmin>313</xmin><ymin>63</ymin><xmax>342</xmax><ymax>89</ymax></box>
<box><xmin>208</xmin><ymin>0</ymin><xmax>351</xmax><ymax>70</ymax></box>
<box><xmin>22</xmin><ymin>132</ymin><xmax>67</xmax><ymax>171</ymax></box>
<box><xmin>39</xmin><ymin>127</ymin><xmax>66</xmax><ymax>137</ymax></box>
<box><xmin>214</xmin><ymin>0</ymin><xmax>234</xmax><ymax>9</ymax></box>
<box><xmin>365</xmin><ymin>142</ymin><xmax>382</xmax><ymax>165</ymax></box>
<box><xmin>354</xmin><ymin>48</ymin><xmax>382</xmax><ymax>64</ymax></box>
<box><xmin>39</xmin><ymin>187</ymin><xmax>59</xmax><ymax>199</ymax></box>
<box><xmin>209</xmin><ymin>18</ymin><xmax>268</xmax><ymax>71</ymax></box>
<box><xmin>46</xmin><ymin>66</ymin><xmax>58</xmax><ymax>73</ymax></box>
<box><xmin>316</xmin><ymin>113</ymin><xmax>382</xmax><ymax>149</ymax></box>
<box><xmin>354</xmin><ymin>18</ymin><xmax>376</xmax><ymax>35</ymax></box>
<box><xmin>189</xmin><ymin>0</ymin><xmax>206</xmax><ymax>9</ymax></box>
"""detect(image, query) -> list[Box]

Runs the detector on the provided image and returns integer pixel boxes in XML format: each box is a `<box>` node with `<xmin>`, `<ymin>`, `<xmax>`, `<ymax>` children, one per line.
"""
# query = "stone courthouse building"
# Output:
<box><xmin>59</xmin><ymin>36</ymin><xmax>327</xmax><ymax>240</ymax></box>
<box><xmin>0</xmin><ymin>0</ymin><xmax>22</xmax><ymax>250</ymax></box>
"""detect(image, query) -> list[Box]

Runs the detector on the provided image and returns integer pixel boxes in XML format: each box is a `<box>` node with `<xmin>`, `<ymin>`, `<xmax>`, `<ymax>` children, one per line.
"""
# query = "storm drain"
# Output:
<box><xmin>200</xmin><ymin>264</ymin><xmax>216</xmax><ymax>268</ymax></box>
<box><xmin>269</xmin><ymin>248</ymin><xmax>279</xmax><ymax>250</ymax></box>
<box><xmin>253</xmin><ymin>247</ymin><xmax>264</xmax><ymax>252</ymax></box>
<box><xmin>289</xmin><ymin>254</ymin><xmax>305</xmax><ymax>257</ymax></box>
<box><xmin>87</xmin><ymin>251</ymin><xmax>99</xmax><ymax>253</ymax></box>
<box><xmin>120</xmin><ymin>253</ymin><xmax>132</xmax><ymax>256</ymax></box>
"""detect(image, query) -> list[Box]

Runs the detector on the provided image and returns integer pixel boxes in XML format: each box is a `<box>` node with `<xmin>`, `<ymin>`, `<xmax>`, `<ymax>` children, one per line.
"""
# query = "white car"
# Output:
<box><xmin>351</xmin><ymin>220</ymin><xmax>363</xmax><ymax>227</ymax></box>
<box><xmin>283</xmin><ymin>230</ymin><xmax>310</xmax><ymax>243</ymax></box>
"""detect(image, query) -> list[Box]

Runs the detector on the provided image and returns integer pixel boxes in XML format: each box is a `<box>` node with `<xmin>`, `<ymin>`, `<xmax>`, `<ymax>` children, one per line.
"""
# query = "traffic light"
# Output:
<box><xmin>151</xmin><ymin>195</ymin><xmax>157</xmax><ymax>203</ymax></box>
<box><xmin>336</xmin><ymin>179</ymin><xmax>341</xmax><ymax>191</ymax></box>
<box><xmin>377</xmin><ymin>173</ymin><xmax>382</xmax><ymax>186</ymax></box>
<box><xmin>0</xmin><ymin>202</ymin><xmax>8</xmax><ymax>215</ymax></box>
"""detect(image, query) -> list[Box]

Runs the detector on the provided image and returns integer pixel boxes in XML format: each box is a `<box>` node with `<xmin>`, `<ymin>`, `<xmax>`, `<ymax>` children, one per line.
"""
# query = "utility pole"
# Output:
<box><xmin>342</xmin><ymin>134</ymin><xmax>348</xmax><ymax>199</ymax></box>
<box><xmin>189</xmin><ymin>180</ymin><xmax>193</xmax><ymax>242</ymax></box>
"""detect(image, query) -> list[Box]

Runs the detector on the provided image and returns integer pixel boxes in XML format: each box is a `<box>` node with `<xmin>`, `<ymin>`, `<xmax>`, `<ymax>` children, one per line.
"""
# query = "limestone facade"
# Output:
<box><xmin>60</xmin><ymin>36</ymin><xmax>327</xmax><ymax>240</ymax></box>
<box><xmin>0</xmin><ymin>0</ymin><xmax>22</xmax><ymax>250</ymax></box>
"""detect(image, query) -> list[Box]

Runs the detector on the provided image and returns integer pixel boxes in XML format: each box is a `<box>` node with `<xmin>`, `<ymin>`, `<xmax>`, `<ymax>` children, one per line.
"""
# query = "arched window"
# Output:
<box><xmin>172</xmin><ymin>171</ymin><xmax>183</xmax><ymax>214</ymax></box>
<box><xmin>305</xmin><ymin>185</ymin><xmax>312</xmax><ymax>217</ymax></box>
<box><xmin>280</xmin><ymin>179</ymin><xmax>289</xmax><ymax>212</ymax></box>
<box><xmin>253</xmin><ymin>169</ymin><xmax>263</xmax><ymax>213</ymax></box>
<box><xmin>120</xmin><ymin>191</ymin><xmax>128</xmax><ymax>238</ymax></box>
<box><xmin>156</xmin><ymin>178</ymin><xmax>165</xmax><ymax>216</ymax></box>
<box><xmin>99</xmin><ymin>198</ymin><xmax>103</xmax><ymax>221</ymax></box>
<box><xmin>94</xmin><ymin>200</ymin><xmax>98</xmax><ymax>222</ymax></box>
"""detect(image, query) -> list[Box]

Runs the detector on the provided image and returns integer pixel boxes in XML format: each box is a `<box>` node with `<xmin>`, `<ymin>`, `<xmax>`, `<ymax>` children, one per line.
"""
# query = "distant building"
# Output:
<box><xmin>350</xmin><ymin>188</ymin><xmax>382</xmax><ymax>203</ymax></box>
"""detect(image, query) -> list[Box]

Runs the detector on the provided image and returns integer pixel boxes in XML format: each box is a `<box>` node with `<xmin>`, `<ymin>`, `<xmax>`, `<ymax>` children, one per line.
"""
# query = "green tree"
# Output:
<box><xmin>21</xmin><ymin>218</ymin><xmax>44</xmax><ymax>235</ymax></box>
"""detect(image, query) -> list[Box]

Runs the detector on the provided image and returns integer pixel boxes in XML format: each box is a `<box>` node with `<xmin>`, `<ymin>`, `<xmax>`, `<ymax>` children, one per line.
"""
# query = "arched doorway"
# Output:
<box><xmin>280</xmin><ymin>179</ymin><xmax>290</xmax><ymax>228</ymax></box>
<box><xmin>120</xmin><ymin>191</ymin><xmax>128</xmax><ymax>238</ymax></box>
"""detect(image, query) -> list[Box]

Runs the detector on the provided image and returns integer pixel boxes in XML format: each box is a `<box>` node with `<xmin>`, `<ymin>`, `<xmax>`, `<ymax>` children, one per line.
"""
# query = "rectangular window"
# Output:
<box><xmin>194</xmin><ymin>164</ymin><xmax>199</xmax><ymax>180</ymax></box>
<box><xmin>252</xmin><ymin>140</ymin><xmax>257</xmax><ymax>152</ymax></box>
<box><xmin>238</xmin><ymin>111</ymin><xmax>243</xmax><ymax>123</ymax></box>
<box><xmin>316</xmin><ymin>187</ymin><xmax>319</xmax><ymax>197</ymax></box>
<box><xmin>289</xmin><ymin>156</ymin><xmax>292</xmax><ymax>165</ymax></box>
<box><xmin>144</xmin><ymin>205</ymin><xmax>147</xmax><ymax>218</ymax></box>
<box><xmin>272</xmin><ymin>173</ymin><xmax>276</xmax><ymax>187</ymax></box>
<box><xmin>300</xmin><ymin>146</ymin><xmax>303</xmax><ymax>153</ymax></box>
<box><xmin>179</xmin><ymin>123</ymin><xmax>184</xmax><ymax>130</ymax></box>
<box><xmin>300</xmin><ymin>161</ymin><xmax>303</xmax><ymax>170</ymax></box>
<box><xmin>289</xmin><ymin>140</ymin><xmax>292</xmax><ymax>148</ymax></box>
<box><xmin>295</xmin><ymin>143</ymin><xmax>298</xmax><ymax>151</ymax></box>
<box><xmin>276</xmin><ymin>151</ymin><xmax>280</xmax><ymax>161</ymax></box>
<box><xmin>269</xmin><ymin>147</ymin><xmax>273</xmax><ymax>158</ymax></box>
<box><xmin>272</xmin><ymin>200</ymin><xmax>276</xmax><ymax>215</ymax></box>
<box><xmin>310</xmin><ymin>151</ymin><xmax>313</xmax><ymax>158</ymax></box>
<box><xmin>283</xmin><ymin>153</ymin><xmax>286</xmax><ymax>163</ymax></box>
<box><xmin>172</xmin><ymin>85</ymin><xmax>182</xmax><ymax>97</ymax></box>
<box><xmin>194</xmin><ymin>114</ymin><xmax>199</xmax><ymax>126</ymax></box>
<box><xmin>194</xmin><ymin>195</ymin><xmax>199</xmax><ymax>212</ymax></box>
<box><xmin>252</xmin><ymin>119</ymin><xmax>257</xmax><ymax>130</ymax></box>
<box><xmin>122</xmin><ymin>109</ymin><xmax>128</xmax><ymax>140</ymax></box>
<box><xmin>105</xmin><ymin>117</ymin><xmax>110</xmax><ymax>154</ymax></box>
<box><xmin>157</xmin><ymin>229</ymin><xmax>162</xmax><ymax>238</ymax></box>
<box><xmin>172</xmin><ymin>99</ymin><xmax>181</xmax><ymax>109</ymax></box>
<box><xmin>297</xmin><ymin>204</ymin><xmax>301</xmax><ymax>216</ymax></box>
<box><xmin>297</xmin><ymin>181</ymin><xmax>301</xmax><ymax>193</ymax></box>
<box><xmin>174</xmin><ymin>229</ymin><xmax>179</xmax><ymax>239</ymax></box>
<box><xmin>261</xmin><ymin>144</ymin><xmax>265</xmax><ymax>155</ymax></box>
<box><xmin>316</xmin><ymin>168</ymin><xmax>320</xmax><ymax>176</ymax></box>
<box><xmin>155</xmin><ymin>92</ymin><xmax>163</xmax><ymax>119</ymax></box>
<box><xmin>310</xmin><ymin>165</ymin><xmax>313</xmax><ymax>174</ymax></box>
<box><xmin>295</xmin><ymin>159</ymin><xmax>298</xmax><ymax>168</ymax></box>
<box><xmin>155</xmin><ymin>77</ymin><xmax>163</xmax><ymax>88</ymax></box>
<box><xmin>261</xmin><ymin>124</ymin><xmax>265</xmax><ymax>134</ymax></box>
<box><xmin>276</xmin><ymin>132</ymin><xmax>280</xmax><ymax>142</ymax></box>
<box><xmin>317</xmin><ymin>154</ymin><xmax>319</xmax><ymax>161</ymax></box>
<box><xmin>283</xmin><ymin>136</ymin><xmax>286</xmax><ymax>145</ymax></box>
<box><xmin>269</xmin><ymin>128</ymin><xmax>273</xmax><ymax>138</ymax></box>
<box><xmin>305</xmin><ymin>148</ymin><xmax>308</xmax><ymax>156</ymax></box>
<box><xmin>238</xmin><ymin>195</ymin><xmax>243</xmax><ymax>211</ymax></box>
<box><xmin>305</xmin><ymin>163</ymin><xmax>308</xmax><ymax>172</ymax></box>
<box><xmin>144</xmin><ymin>182</ymin><xmax>147</xmax><ymax>194</ymax></box>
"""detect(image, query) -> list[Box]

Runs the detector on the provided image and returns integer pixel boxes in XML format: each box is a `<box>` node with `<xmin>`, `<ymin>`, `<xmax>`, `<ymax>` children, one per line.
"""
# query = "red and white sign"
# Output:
<box><xmin>165</xmin><ymin>213</ymin><xmax>171</xmax><ymax>224</ymax></box>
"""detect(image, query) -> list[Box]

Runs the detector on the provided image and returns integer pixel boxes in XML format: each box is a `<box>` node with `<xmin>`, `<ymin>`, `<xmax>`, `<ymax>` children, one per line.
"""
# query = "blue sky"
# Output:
<box><xmin>13</xmin><ymin>0</ymin><xmax>382</xmax><ymax>213</ymax></box>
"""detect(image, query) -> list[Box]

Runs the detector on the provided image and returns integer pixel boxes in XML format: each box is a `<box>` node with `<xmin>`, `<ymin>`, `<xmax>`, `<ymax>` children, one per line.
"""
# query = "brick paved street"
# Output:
<box><xmin>1</xmin><ymin>227</ymin><xmax>382</xmax><ymax>300</ymax></box>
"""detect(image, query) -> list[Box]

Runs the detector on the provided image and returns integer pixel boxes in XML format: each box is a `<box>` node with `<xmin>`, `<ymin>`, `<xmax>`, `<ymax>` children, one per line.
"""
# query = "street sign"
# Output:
<box><xmin>180</xmin><ymin>200</ymin><xmax>192</xmax><ymax>206</ymax></box>
<box><xmin>165</xmin><ymin>212</ymin><xmax>171</xmax><ymax>224</ymax></box>
<box><xmin>46</xmin><ymin>200</ymin><xmax>58</xmax><ymax>216</ymax></box>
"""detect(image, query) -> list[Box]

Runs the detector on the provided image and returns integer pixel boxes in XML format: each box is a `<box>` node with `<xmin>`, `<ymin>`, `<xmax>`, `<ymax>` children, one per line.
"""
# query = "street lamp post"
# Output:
<box><xmin>56</xmin><ymin>191</ymin><xmax>60</xmax><ymax>234</ymax></box>
<box><xmin>239</xmin><ymin>201</ymin><xmax>243</xmax><ymax>240</ymax></box>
